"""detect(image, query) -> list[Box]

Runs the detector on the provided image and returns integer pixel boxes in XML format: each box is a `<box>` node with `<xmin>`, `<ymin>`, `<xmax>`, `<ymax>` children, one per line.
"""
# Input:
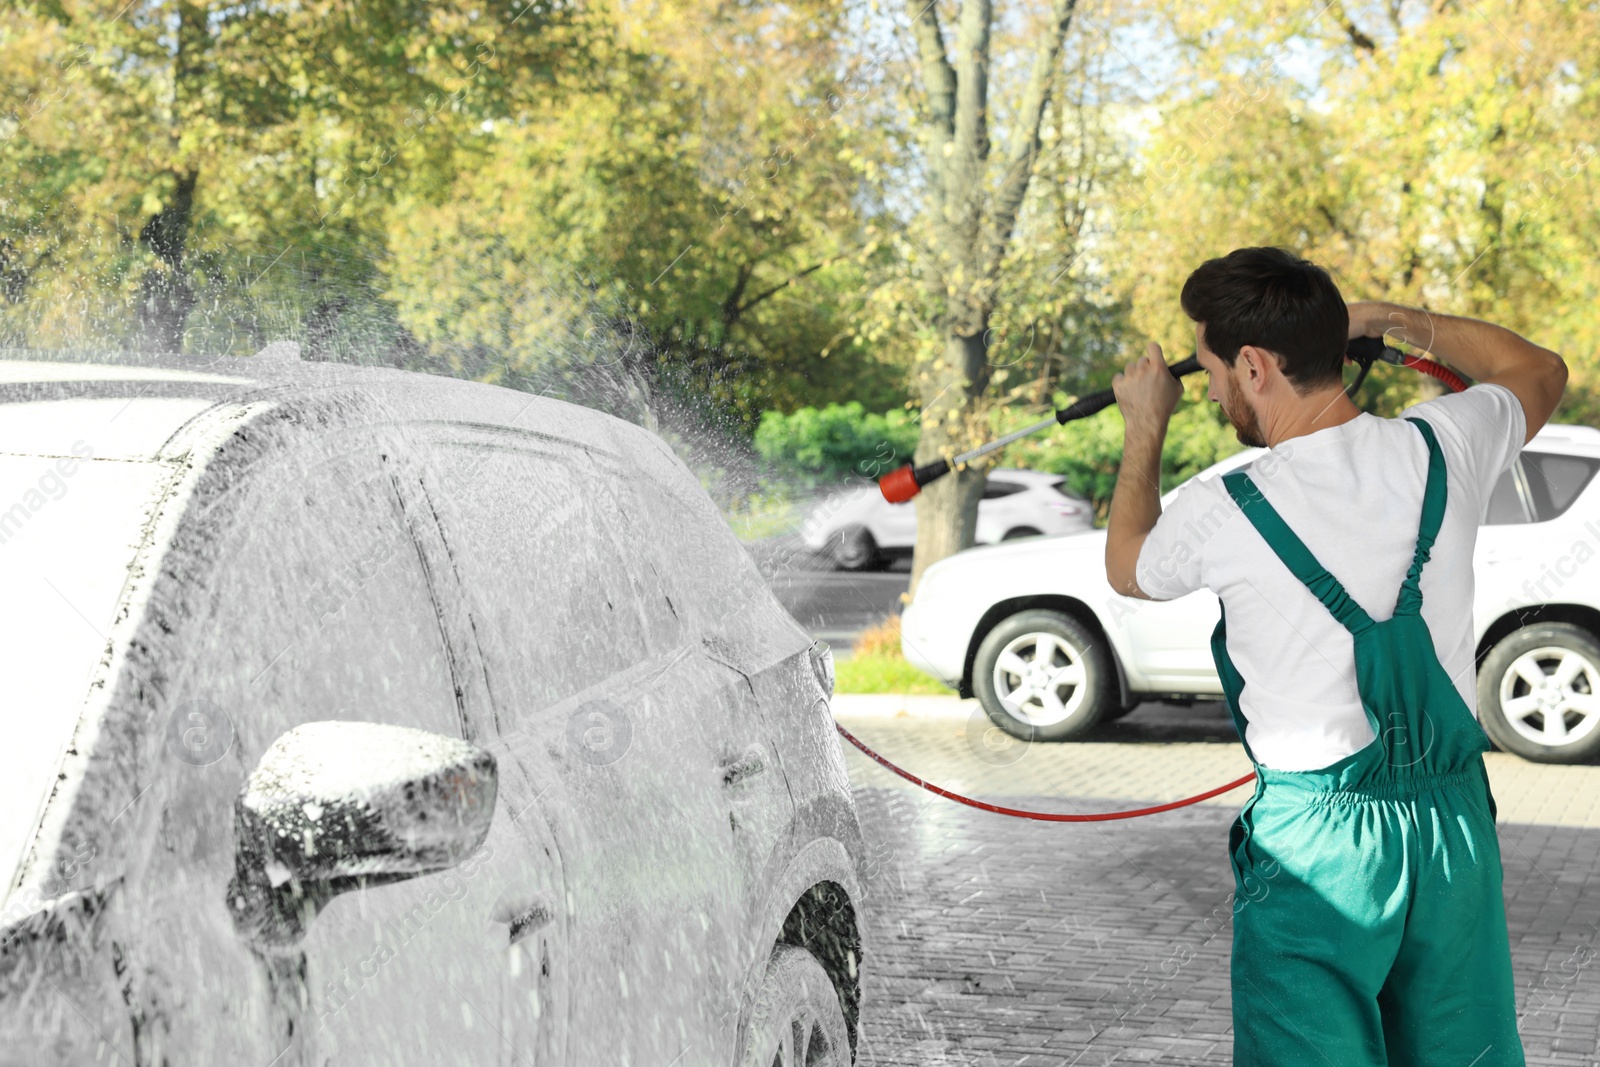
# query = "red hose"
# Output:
<box><xmin>835</xmin><ymin>721</ymin><xmax>1257</xmax><ymax>821</ymax></box>
<box><xmin>1402</xmin><ymin>354</ymin><xmax>1469</xmax><ymax>393</ymax></box>
<box><xmin>834</xmin><ymin>354</ymin><xmax>1465</xmax><ymax>822</ymax></box>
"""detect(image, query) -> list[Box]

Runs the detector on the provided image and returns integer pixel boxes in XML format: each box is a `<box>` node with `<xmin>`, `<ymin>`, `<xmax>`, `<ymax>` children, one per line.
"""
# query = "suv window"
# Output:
<box><xmin>1522</xmin><ymin>451</ymin><xmax>1600</xmax><ymax>521</ymax></box>
<box><xmin>1483</xmin><ymin>452</ymin><xmax>1600</xmax><ymax>525</ymax></box>
<box><xmin>1483</xmin><ymin>463</ymin><xmax>1532</xmax><ymax>525</ymax></box>
<box><xmin>417</xmin><ymin>435</ymin><xmax>655</xmax><ymax>721</ymax></box>
<box><xmin>198</xmin><ymin>444</ymin><xmax>464</xmax><ymax>755</ymax></box>
<box><xmin>982</xmin><ymin>479</ymin><xmax>1027</xmax><ymax>500</ymax></box>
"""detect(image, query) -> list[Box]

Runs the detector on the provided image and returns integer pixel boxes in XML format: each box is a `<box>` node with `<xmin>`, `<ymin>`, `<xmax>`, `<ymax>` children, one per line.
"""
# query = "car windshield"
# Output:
<box><xmin>0</xmin><ymin>450</ymin><xmax>174</xmax><ymax>905</ymax></box>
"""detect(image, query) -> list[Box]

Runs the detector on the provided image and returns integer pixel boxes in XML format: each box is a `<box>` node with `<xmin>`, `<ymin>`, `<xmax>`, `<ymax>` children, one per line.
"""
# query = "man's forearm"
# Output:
<box><xmin>1104</xmin><ymin>423</ymin><xmax>1166</xmax><ymax>597</ymax></box>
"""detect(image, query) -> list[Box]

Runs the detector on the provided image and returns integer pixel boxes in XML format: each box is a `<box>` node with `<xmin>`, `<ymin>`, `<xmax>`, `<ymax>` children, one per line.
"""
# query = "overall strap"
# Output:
<box><xmin>1221</xmin><ymin>469</ymin><xmax>1376</xmax><ymax>634</ymax></box>
<box><xmin>1394</xmin><ymin>416</ymin><xmax>1448</xmax><ymax>615</ymax></box>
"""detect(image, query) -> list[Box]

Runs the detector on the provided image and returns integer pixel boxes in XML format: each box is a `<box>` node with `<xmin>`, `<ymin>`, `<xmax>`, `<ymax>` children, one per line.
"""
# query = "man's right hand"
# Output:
<box><xmin>1346</xmin><ymin>300</ymin><xmax>1396</xmax><ymax>344</ymax></box>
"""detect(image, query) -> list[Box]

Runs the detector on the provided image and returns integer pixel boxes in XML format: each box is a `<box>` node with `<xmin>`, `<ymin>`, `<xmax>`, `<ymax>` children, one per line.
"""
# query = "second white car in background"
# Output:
<box><xmin>801</xmin><ymin>468</ymin><xmax>1094</xmax><ymax>570</ymax></box>
<box><xmin>901</xmin><ymin>423</ymin><xmax>1600</xmax><ymax>765</ymax></box>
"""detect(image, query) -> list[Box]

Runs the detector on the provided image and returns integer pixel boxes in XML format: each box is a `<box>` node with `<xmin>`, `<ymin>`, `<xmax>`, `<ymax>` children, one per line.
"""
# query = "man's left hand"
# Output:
<box><xmin>1112</xmin><ymin>342</ymin><xmax>1183</xmax><ymax>434</ymax></box>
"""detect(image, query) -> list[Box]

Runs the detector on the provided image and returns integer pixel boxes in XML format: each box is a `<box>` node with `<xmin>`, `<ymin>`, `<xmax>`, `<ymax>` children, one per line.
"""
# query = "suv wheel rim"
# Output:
<box><xmin>1498</xmin><ymin>645</ymin><xmax>1600</xmax><ymax>748</ymax></box>
<box><xmin>993</xmin><ymin>631</ymin><xmax>1087</xmax><ymax>726</ymax></box>
<box><xmin>837</xmin><ymin>530</ymin><xmax>869</xmax><ymax>566</ymax></box>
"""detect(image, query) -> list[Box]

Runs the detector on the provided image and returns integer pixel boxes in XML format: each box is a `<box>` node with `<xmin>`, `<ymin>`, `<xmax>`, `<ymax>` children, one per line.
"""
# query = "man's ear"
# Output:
<box><xmin>1237</xmin><ymin>345</ymin><xmax>1276</xmax><ymax>393</ymax></box>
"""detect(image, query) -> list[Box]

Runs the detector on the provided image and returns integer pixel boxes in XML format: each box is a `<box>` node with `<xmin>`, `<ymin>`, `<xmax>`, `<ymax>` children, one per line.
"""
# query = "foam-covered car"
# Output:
<box><xmin>0</xmin><ymin>347</ymin><xmax>866</xmax><ymax>1066</ymax></box>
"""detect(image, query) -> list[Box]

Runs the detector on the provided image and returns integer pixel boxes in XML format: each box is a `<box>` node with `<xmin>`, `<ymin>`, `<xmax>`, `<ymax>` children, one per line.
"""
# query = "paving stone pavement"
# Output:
<box><xmin>840</xmin><ymin>699</ymin><xmax>1600</xmax><ymax>1066</ymax></box>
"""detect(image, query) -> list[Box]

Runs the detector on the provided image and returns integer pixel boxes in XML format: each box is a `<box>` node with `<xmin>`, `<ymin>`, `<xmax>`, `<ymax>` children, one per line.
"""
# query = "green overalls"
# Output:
<box><xmin>1211</xmin><ymin>416</ymin><xmax>1524</xmax><ymax>1067</ymax></box>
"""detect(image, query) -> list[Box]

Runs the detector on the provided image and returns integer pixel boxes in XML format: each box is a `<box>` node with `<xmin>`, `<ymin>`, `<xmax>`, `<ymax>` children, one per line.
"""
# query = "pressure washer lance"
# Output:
<box><xmin>876</xmin><ymin>336</ymin><xmax>1461</xmax><ymax>504</ymax></box>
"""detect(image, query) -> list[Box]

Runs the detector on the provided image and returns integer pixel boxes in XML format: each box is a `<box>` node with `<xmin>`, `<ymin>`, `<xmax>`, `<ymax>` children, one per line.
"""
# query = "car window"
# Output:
<box><xmin>596</xmin><ymin>427</ymin><xmax>798</xmax><ymax>665</ymax></box>
<box><xmin>982</xmin><ymin>479</ymin><xmax>1027</xmax><ymax>500</ymax></box>
<box><xmin>189</xmin><ymin>441</ymin><xmax>464</xmax><ymax>762</ymax></box>
<box><xmin>1046</xmin><ymin>476</ymin><xmax>1085</xmax><ymax>499</ymax></box>
<box><xmin>604</xmin><ymin>460</ymin><xmax>770</xmax><ymax>640</ymax></box>
<box><xmin>415</xmin><ymin>434</ymin><xmax>656</xmax><ymax>725</ymax></box>
<box><xmin>0</xmin><ymin>451</ymin><xmax>176</xmax><ymax>898</ymax></box>
<box><xmin>1482</xmin><ymin>461</ymin><xmax>1534</xmax><ymax>525</ymax></box>
<box><xmin>1521</xmin><ymin>451</ymin><xmax>1600</xmax><ymax>522</ymax></box>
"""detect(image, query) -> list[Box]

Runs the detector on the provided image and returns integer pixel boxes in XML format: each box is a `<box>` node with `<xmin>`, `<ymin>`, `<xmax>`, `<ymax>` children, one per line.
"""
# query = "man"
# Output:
<box><xmin>1103</xmin><ymin>246</ymin><xmax>1567</xmax><ymax>1066</ymax></box>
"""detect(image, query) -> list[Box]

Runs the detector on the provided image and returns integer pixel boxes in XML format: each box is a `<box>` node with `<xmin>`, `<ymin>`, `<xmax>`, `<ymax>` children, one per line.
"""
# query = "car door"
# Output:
<box><xmin>111</xmin><ymin>428</ymin><xmax>522</xmax><ymax>1067</ymax></box>
<box><xmin>594</xmin><ymin>433</ymin><xmax>811</xmax><ymax>1049</ymax></box>
<box><xmin>872</xmin><ymin>486</ymin><xmax>918</xmax><ymax>548</ymax></box>
<box><xmin>1475</xmin><ymin>455</ymin><xmax>1535</xmax><ymax>581</ymax></box>
<box><xmin>392</xmin><ymin>447</ymin><xmax>574</xmax><ymax>1066</ymax></box>
<box><xmin>1116</xmin><ymin>459</ymin><xmax>1262</xmax><ymax>690</ymax></box>
<box><xmin>408</xmin><ymin>425</ymin><xmax>789</xmax><ymax>1065</ymax></box>
<box><xmin>975</xmin><ymin>476</ymin><xmax>1028</xmax><ymax>542</ymax></box>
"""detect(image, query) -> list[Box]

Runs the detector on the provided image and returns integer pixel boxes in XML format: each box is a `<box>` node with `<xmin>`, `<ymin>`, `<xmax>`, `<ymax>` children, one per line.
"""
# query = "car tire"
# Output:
<box><xmin>830</xmin><ymin>525</ymin><xmax>879</xmax><ymax>571</ymax></box>
<box><xmin>1001</xmin><ymin>526</ymin><xmax>1043</xmax><ymax>541</ymax></box>
<box><xmin>1478</xmin><ymin>622</ymin><xmax>1600</xmax><ymax>764</ymax></box>
<box><xmin>972</xmin><ymin>609</ymin><xmax>1114</xmax><ymax>742</ymax></box>
<box><xmin>738</xmin><ymin>944</ymin><xmax>851</xmax><ymax>1067</ymax></box>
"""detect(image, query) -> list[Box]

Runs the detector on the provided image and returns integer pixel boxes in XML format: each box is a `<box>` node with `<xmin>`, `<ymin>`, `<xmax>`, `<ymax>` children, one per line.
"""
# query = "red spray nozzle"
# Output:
<box><xmin>878</xmin><ymin>459</ymin><xmax>953</xmax><ymax>504</ymax></box>
<box><xmin>878</xmin><ymin>464</ymin><xmax>922</xmax><ymax>504</ymax></box>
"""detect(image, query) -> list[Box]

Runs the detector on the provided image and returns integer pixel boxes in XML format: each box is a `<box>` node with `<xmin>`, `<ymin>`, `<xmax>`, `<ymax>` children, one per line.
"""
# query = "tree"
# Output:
<box><xmin>1108</xmin><ymin>0</ymin><xmax>1600</xmax><ymax>420</ymax></box>
<box><xmin>379</xmin><ymin>0</ymin><xmax>908</xmax><ymax>423</ymax></box>
<box><xmin>900</xmin><ymin>0</ymin><xmax>1085</xmax><ymax>596</ymax></box>
<box><xmin>0</xmin><ymin>0</ymin><xmax>593</xmax><ymax>353</ymax></box>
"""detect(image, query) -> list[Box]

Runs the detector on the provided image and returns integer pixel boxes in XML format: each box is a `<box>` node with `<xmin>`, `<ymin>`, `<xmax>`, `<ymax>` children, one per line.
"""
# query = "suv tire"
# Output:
<box><xmin>972</xmin><ymin>609</ymin><xmax>1114</xmax><ymax>742</ymax></box>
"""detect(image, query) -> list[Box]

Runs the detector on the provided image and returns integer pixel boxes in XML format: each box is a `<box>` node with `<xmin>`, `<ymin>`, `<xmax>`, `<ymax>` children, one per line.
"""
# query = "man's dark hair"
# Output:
<box><xmin>1180</xmin><ymin>247</ymin><xmax>1348</xmax><ymax>393</ymax></box>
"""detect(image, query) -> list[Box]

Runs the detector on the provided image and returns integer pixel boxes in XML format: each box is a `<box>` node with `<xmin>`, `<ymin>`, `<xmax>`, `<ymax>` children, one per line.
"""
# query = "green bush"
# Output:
<box><xmin>754</xmin><ymin>402</ymin><xmax>921</xmax><ymax>484</ymax></box>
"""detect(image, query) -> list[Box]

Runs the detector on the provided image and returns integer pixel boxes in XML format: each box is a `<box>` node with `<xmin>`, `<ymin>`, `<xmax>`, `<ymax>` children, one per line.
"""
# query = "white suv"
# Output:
<box><xmin>801</xmin><ymin>468</ymin><xmax>1093</xmax><ymax>570</ymax></box>
<box><xmin>901</xmin><ymin>423</ymin><xmax>1600</xmax><ymax>764</ymax></box>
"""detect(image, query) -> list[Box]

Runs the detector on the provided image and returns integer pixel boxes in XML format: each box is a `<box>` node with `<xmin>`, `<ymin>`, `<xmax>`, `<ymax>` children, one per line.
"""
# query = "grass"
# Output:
<box><xmin>832</xmin><ymin>615</ymin><xmax>956</xmax><ymax>695</ymax></box>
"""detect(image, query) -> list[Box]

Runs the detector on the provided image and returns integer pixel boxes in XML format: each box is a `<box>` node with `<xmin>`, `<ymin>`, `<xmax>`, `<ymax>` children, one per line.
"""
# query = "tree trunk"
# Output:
<box><xmin>135</xmin><ymin>170</ymin><xmax>198</xmax><ymax>353</ymax></box>
<box><xmin>902</xmin><ymin>0</ymin><xmax>1080</xmax><ymax>600</ymax></box>
<box><xmin>908</xmin><ymin>328</ymin><xmax>992</xmax><ymax>595</ymax></box>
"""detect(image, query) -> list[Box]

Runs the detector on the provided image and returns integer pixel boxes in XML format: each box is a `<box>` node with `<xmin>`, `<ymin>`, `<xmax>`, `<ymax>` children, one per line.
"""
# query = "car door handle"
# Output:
<box><xmin>491</xmin><ymin>891</ymin><xmax>554</xmax><ymax>946</ymax></box>
<box><xmin>720</xmin><ymin>745</ymin><xmax>767</xmax><ymax>788</ymax></box>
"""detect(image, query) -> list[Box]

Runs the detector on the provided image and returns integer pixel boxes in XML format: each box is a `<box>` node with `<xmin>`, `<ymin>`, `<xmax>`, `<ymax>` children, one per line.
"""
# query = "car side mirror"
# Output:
<box><xmin>226</xmin><ymin>721</ymin><xmax>497</xmax><ymax>947</ymax></box>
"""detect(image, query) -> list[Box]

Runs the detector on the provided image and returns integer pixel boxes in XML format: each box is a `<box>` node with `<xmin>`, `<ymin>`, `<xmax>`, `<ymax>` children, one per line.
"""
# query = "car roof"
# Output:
<box><xmin>987</xmin><ymin>468</ymin><xmax>1061</xmax><ymax>483</ymax></box>
<box><xmin>1528</xmin><ymin>423</ymin><xmax>1600</xmax><ymax>452</ymax></box>
<box><xmin>0</xmin><ymin>344</ymin><xmax>663</xmax><ymax>472</ymax></box>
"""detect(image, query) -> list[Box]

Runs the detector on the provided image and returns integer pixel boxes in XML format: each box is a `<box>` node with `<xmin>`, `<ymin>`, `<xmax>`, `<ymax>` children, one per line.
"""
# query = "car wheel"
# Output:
<box><xmin>830</xmin><ymin>525</ymin><xmax>879</xmax><ymax>571</ymax></box>
<box><xmin>739</xmin><ymin>944</ymin><xmax>851</xmax><ymax>1067</ymax></box>
<box><xmin>1001</xmin><ymin>526</ymin><xmax>1042</xmax><ymax>541</ymax></box>
<box><xmin>1478</xmin><ymin>622</ymin><xmax>1600</xmax><ymax>764</ymax></box>
<box><xmin>972</xmin><ymin>609</ymin><xmax>1114</xmax><ymax>741</ymax></box>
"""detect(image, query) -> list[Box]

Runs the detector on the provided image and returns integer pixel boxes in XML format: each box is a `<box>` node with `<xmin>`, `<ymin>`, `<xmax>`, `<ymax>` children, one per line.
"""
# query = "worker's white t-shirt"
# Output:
<box><xmin>1135</xmin><ymin>384</ymin><xmax>1527</xmax><ymax>772</ymax></box>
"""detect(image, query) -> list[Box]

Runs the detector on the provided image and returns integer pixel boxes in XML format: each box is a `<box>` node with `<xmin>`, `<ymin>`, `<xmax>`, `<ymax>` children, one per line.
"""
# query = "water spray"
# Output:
<box><xmin>877</xmin><ymin>336</ymin><xmax>1465</xmax><ymax>503</ymax></box>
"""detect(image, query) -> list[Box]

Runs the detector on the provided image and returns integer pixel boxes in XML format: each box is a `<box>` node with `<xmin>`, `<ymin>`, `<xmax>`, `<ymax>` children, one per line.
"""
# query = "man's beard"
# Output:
<box><xmin>1224</xmin><ymin>371</ymin><xmax>1267</xmax><ymax>448</ymax></box>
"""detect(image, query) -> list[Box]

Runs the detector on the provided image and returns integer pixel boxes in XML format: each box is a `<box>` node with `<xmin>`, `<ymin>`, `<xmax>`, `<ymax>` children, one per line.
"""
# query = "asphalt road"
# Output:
<box><xmin>748</xmin><ymin>534</ymin><xmax>911</xmax><ymax>649</ymax></box>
